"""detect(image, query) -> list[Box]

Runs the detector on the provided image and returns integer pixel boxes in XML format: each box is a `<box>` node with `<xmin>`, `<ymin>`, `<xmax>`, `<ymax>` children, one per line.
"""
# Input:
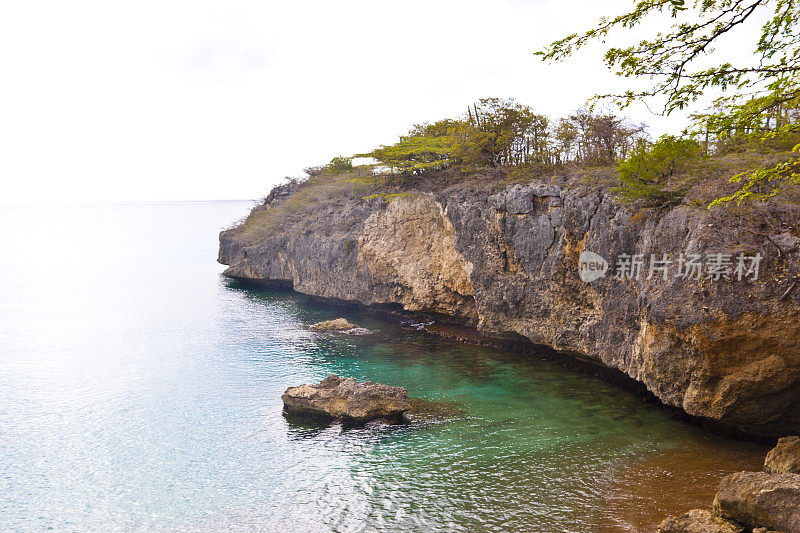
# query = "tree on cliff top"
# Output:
<box><xmin>537</xmin><ymin>0</ymin><xmax>800</xmax><ymax>205</ymax></box>
<box><xmin>359</xmin><ymin>98</ymin><xmax>642</xmax><ymax>175</ymax></box>
<box><xmin>360</xmin><ymin>99</ymin><xmax>553</xmax><ymax>173</ymax></box>
<box><xmin>361</xmin><ymin>119</ymin><xmax>458</xmax><ymax>174</ymax></box>
<box><xmin>615</xmin><ymin>135</ymin><xmax>704</xmax><ymax>205</ymax></box>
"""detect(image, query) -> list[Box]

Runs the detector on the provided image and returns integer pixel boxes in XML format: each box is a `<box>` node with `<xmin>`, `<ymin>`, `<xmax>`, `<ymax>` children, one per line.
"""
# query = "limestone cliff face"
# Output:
<box><xmin>358</xmin><ymin>195</ymin><xmax>475</xmax><ymax>318</ymax></box>
<box><xmin>220</xmin><ymin>180</ymin><xmax>800</xmax><ymax>436</ymax></box>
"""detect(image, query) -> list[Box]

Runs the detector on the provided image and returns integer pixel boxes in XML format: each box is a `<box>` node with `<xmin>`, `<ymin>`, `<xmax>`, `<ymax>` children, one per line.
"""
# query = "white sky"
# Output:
<box><xmin>0</xmin><ymin>0</ymin><xmax>758</xmax><ymax>203</ymax></box>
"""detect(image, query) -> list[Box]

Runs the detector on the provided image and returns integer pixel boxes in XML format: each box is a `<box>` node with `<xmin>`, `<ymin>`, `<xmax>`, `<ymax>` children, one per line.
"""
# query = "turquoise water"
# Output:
<box><xmin>0</xmin><ymin>202</ymin><xmax>766</xmax><ymax>532</ymax></box>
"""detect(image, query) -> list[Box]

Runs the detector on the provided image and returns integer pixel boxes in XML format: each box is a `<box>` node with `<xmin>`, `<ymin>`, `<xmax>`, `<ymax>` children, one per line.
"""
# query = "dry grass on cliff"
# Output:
<box><xmin>232</xmin><ymin>149</ymin><xmax>799</xmax><ymax>241</ymax></box>
<box><xmin>236</xmin><ymin>167</ymin><xmax>377</xmax><ymax>238</ymax></box>
<box><xmin>683</xmin><ymin>150</ymin><xmax>800</xmax><ymax>208</ymax></box>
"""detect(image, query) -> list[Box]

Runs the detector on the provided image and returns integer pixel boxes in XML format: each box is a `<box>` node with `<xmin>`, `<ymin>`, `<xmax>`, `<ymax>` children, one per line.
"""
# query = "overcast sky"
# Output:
<box><xmin>0</xmin><ymin>0</ymin><xmax>755</xmax><ymax>203</ymax></box>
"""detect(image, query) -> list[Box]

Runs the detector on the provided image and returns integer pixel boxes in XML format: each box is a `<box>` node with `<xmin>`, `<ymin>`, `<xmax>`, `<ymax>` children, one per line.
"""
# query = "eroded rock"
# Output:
<box><xmin>281</xmin><ymin>375</ymin><xmax>411</xmax><ymax>424</ymax></box>
<box><xmin>764</xmin><ymin>436</ymin><xmax>800</xmax><ymax>474</ymax></box>
<box><xmin>657</xmin><ymin>509</ymin><xmax>743</xmax><ymax>533</ymax></box>
<box><xmin>712</xmin><ymin>471</ymin><xmax>800</xmax><ymax>532</ymax></box>
<box><xmin>358</xmin><ymin>194</ymin><xmax>476</xmax><ymax>319</ymax></box>
<box><xmin>309</xmin><ymin>318</ymin><xmax>357</xmax><ymax>331</ymax></box>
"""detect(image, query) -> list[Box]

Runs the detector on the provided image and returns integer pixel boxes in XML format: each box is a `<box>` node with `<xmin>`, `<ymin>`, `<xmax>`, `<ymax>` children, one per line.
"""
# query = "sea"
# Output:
<box><xmin>0</xmin><ymin>201</ymin><xmax>766</xmax><ymax>532</ymax></box>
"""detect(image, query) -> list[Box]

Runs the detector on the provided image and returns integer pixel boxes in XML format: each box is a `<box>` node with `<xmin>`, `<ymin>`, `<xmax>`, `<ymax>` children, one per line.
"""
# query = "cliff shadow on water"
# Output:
<box><xmin>224</xmin><ymin>275</ymin><xmax>782</xmax><ymax>443</ymax></box>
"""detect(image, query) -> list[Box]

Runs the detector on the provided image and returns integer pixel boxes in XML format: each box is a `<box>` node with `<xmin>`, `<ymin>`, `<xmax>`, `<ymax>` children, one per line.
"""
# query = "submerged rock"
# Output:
<box><xmin>343</xmin><ymin>327</ymin><xmax>372</xmax><ymax>336</ymax></box>
<box><xmin>764</xmin><ymin>435</ymin><xmax>800</xmax><ymax>474</ymax></box>
<box><xmin>657</xmin><ymin>509</ymin><xmax>743</xmax><ymax>533</ymax></box>
<box><xmin>712</xmin><ymin>471</ymin><xmax>800</xmax><ymax>532</ymax></box>
<box><xmin>309</xmin><ymin>318</ymin><xmax>358</xmax><ymax>331</ymax></box>
<box><xmin>403</xmin><ymin>397</ymin><xmax>466</xmax><ymax>424</ymax></box>
<box><xmin>281</xmin><ymin>375</ymin><xmax>411</xmax><ymax>424</ymax></box>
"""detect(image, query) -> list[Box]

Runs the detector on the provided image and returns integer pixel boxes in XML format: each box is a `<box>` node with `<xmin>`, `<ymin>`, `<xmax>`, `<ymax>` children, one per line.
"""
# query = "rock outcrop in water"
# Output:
<box><xmin>220</xmin><ymin>176</ymin><xmax>800</xmax><ymax>436</ymax></box>
<box><xmin>281</xmin><ymin>375</ymin><xmax>411</xmax><ymax>423</ymax></box>
<box><xmin>309</xmin><ymin>318</ymin><xmax>358</xmax><ymax>331</ymax></box>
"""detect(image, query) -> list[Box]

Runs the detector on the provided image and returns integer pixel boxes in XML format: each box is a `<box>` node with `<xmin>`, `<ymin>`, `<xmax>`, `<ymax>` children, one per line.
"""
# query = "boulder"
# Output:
<box><xmin>658</xmin><ymin>509</ymin><xmax>743</xmax><ymax>533</ymax></box>
<box><xmin>764</xmin><ymin>436</ymin><xmax>800</xmax><ymax>474</ymax></box>
<box><xmin>281</xmin><ymin>375</ymin><xmax>411</xmax><ymax>424</ymax></box>
<box><xmin>712</xmin><ymin>471</ymin><xmax>800</xmax><ymax>532</ymax></box>
<box><xmin>309</xmin><ymin>318</ymin><xmax>357</xmax><ymax>331</ymax></box>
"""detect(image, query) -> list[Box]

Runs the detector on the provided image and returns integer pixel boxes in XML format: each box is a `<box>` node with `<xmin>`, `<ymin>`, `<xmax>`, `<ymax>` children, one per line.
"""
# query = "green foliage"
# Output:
<box><xmin>360</xmin><ymin>99</ymin><xmax>558</xmax><ymax>174</ymax></box>
<box><xmin>538</xmin><ymin>0</ymin><xmax>800</xmax><ymax>205</ymax></box>
<box><xmin>700</xmin><ymin>93</ymin><xmax>800</xmax><ymax>203</ymax></box>
<box><xmin>328</xmin><ymin>156</ymin><xmax>353</xmax><ymax>174</ymax></box>
<box><xmin>615</xmin><ymin>136</ymin><xmax>703</xmax><ymax>205</ymax></box>
<box><xmin>537</xmin><ymin>0</ymin><xmax>799</xmax><ymax>115</ymax></box>
<box><xmin>363</xmin><ymin>121</ymin><xmax>456</xmax><ymax>174</ymax></box>
<box><xmin>358</xmin><ymin>98</ymin><xmax>641</xmax><ymax>176</ymax></box>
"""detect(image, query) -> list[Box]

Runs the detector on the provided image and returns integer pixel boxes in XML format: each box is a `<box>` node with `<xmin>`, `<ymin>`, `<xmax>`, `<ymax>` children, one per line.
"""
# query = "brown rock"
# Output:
<box><xmin>658</xmin><ymin>509</ymin><xmax>743</xmax><ymax>533</ymax></box>
<box><xmin>712</xmin><ymin>471</ymin><xmax>800</xmax><ymax>531</ymax></box>
<box><xmin>309</xmin><ymin>318</ymin><xmax>357</xmax><ymax>331</ymax></box>
<box><xmin>358</xmin><ymin>194</ymin><xmax>476</xmax><ymax>319</ymax></box>
<box><xmin>764</xmin><ymin>436</ymin><xmax>800</xmax><ymax>474</ymax></box>
<box><xmin>281</xmin><ymin>375</ymin><xmax>411</xmax><ymax>424</ymax></box>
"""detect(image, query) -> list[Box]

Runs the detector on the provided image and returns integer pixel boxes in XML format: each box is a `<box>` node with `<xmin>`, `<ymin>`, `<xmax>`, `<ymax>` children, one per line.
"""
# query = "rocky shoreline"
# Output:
<box><xmin>220</xmin><ymin>177</ymin><xmax>800</xmax><ymax>437</ymax></box>
<box><xmin>659</xmin><ymin>437</ymin><xmax>800</xmax><ymax>532</ymax></box>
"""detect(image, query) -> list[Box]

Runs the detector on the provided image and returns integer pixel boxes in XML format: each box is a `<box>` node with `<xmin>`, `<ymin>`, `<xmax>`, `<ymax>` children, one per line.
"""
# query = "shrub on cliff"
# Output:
<box><xmin>614</xmin><ymin>136</ymin><xmax>703</xmax><ymax>206</ymax></box>
<box><xmin>328</xmin><ymin>156</ymin><xmax>353</xmax><ymax>175</ymax></box>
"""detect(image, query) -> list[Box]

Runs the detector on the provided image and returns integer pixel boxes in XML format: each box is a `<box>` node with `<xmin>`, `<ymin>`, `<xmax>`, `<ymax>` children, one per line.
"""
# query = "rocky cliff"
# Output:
<box><xmin>219</xmin><ymin>176</ymin><xmax>800</xmax><ymax>436</ymax></box>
